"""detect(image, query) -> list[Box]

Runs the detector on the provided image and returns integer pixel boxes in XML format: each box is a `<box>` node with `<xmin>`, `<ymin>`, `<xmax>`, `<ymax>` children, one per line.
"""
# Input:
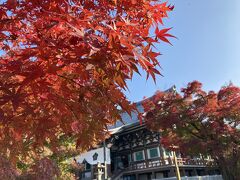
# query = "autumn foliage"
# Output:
<box><xmin>0</xmin><ymin>156</ymin><xmax>60</xmax><ymax>179</ymax></box>
<box><xmin>0</xmin><ymin>0</ymin><xmax>174</xmax><ymax>167</ymax></box>
<box><xmin>143</xmin><ymin>81</ymin><xmax>240</xmax><ymax>180</ymax></box>
<box><xmin>0</xmin><ymin>155</ymin><xmax>18</xmax><ymax>179</ymax></box>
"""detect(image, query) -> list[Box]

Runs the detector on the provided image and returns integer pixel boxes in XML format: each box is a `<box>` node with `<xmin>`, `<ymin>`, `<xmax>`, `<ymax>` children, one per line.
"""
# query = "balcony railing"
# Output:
<box><xmin>120</xmin><ymin>157</ymin><xmax>216</xmax><ymax>172</ymax></box>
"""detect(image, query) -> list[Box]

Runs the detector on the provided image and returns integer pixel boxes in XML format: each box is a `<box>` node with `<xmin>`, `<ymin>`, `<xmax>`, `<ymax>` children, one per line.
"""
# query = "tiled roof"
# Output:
<box><xmin>110</xmin><ymin>85</ymin><xmax>176</xmax><ymax>129</ymax></box>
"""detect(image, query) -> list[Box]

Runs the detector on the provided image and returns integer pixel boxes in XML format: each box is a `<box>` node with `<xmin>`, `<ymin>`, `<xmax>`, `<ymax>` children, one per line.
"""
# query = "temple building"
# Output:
<box><xmin>74</xmin><ymin>88</ymin><xmax>220</xmax><ymax>180</ymax></box>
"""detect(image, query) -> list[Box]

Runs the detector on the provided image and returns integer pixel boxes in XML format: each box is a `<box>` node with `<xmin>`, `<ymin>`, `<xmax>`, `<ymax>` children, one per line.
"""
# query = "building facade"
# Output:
<box><xmin>108</xmin><ymin>122</ymin><xmax>219</xmax><ymax>180</ymax></box>
<box><xmin>75</xmin><ymin>88</ymin><xmax>220</xmax><ymax>180</ymax></box>
<box><xmin>75</xmin><ymin>122</ymin><xmax>219</xmax><ymax>180</ymax></box>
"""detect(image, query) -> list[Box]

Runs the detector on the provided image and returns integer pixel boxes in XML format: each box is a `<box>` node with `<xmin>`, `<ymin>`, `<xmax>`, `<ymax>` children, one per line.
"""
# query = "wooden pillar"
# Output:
<box><xmin>136</xmin><ymin>173</ymin><xmax>139</xmax><ymax>180</ymax></box>
<box><xmin>143</xmin><ymin>132</ymin><xmax>148</xmax><ymax>168</ymax></box>
<box><xmin>169</xmin><ymin>168</ymin><xmax>175</xmax><ymax>177</ymax></box>
<box><xmin>151</xmin><ymin>171</ymin><xmax>155</xmax><ymax>179</ymax></box>
<box><xmin>168</xmin><ymin>156</ymin><xmax>172</xmax><ymax>165</ymax></box>
<box><xmin>159</xmin><ymin>141</ymin><xmax>165</xmax><ymax>165</ymax></box>
<box><xmin>130</xmin><ymin>140</ymin><xmax>134</xmax><ymax>169</ymax></box>
<box><xmin>159</xmin><ymin>134</ymin><xmax>164</xmax><ymax>158</ymax></box>
<box><xmin>144</xmin><ymin>148</ymin><xmax>148</xmax><ymax>168</ymax></box>
<box><xmin>91</xmin><ymin>165</ymin><xmax>94</xmax><ymax>179</ymax></box>
<box><xmin>114</xmin><ymin>155</ymin><xmax>118</xmax><ymax>172</ymax></box>
<box><xmin>181</xmin><ymin>168</ymin><xmax>186</xmax><ymax>177</ymax></box>
<box><xmin>193</xmin><ymin>168</ymin><xmax>198</xmax><ymax>176</ymax></box>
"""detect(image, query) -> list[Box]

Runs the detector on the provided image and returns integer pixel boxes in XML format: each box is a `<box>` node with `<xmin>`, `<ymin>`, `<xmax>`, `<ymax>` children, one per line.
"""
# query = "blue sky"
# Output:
<box><xmin>125</xmin><ymin>0</ymin><xmax>240</xmax><ymax>102</ymax></box>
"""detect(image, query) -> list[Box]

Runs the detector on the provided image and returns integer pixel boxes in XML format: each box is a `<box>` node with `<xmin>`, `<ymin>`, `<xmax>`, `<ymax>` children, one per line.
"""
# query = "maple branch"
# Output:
<box><xmin>189</xmin><ymin>122</ymin><xmax>201</xmax><ymax>131</ymax></box>
<box><xmin>57</xmin><ymin>74</ymin><xmax>82</xmax><ymax>87</ymax></box>
<box><xmin>182</xmin><ymin>123</ymin><xmax>205</xmax><ymax>140</ymax></box>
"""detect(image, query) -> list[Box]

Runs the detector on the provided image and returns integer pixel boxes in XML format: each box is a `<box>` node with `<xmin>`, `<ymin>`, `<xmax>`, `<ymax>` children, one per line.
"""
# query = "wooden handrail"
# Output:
<box><xmin>111</xmin><ymin>157</ymin><xmax>217</xmax><ymax>177</ymax></box>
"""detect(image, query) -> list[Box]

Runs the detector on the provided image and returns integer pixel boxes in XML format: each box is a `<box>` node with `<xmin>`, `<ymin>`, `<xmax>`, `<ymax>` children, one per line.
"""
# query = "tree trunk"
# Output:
<box><xmin>218</xmin><ymin>157</ymin><xmax>240</xmax><ymax>180</ymax></box>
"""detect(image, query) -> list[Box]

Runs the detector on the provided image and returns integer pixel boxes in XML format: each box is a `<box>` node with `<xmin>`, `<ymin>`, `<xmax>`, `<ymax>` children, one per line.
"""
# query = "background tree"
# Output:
<box><xmin>143</xmin><ymin>81</ymin><xmax>240</xmax><ymax>180</ymax></box>
<box><xmin>0</xmin><ymin>0</ymin><xmax>174</xmax><ymax>170</ymax></box>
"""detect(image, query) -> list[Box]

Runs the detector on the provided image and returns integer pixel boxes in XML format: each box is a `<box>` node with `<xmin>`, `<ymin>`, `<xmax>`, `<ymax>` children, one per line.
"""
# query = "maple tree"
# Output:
<box><xmin>0</xmin><ymin>0</ymin><xmax>174</xmax><ymax>168</ymax></box>
<box><xmin>0</xmin><ymin>155</ymin><xmax>60</xmax><ymax>179</ymax></box>
<box><xmin>143</xmin><ymin>81</ymin><xmax>240</xmax><ymax>180</ymax></box>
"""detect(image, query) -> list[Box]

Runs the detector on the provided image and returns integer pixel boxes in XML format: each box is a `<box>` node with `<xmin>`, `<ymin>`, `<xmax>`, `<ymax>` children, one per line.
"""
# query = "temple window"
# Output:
<box><xmin>147</xmin><ymin>147</ymin><xmax>160</xmax><ymax>159</ymax></box>
<box><xmin>134</xmin><ymin>150</ymin><xmax>145</xmax><ymax>161</ymax></box>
